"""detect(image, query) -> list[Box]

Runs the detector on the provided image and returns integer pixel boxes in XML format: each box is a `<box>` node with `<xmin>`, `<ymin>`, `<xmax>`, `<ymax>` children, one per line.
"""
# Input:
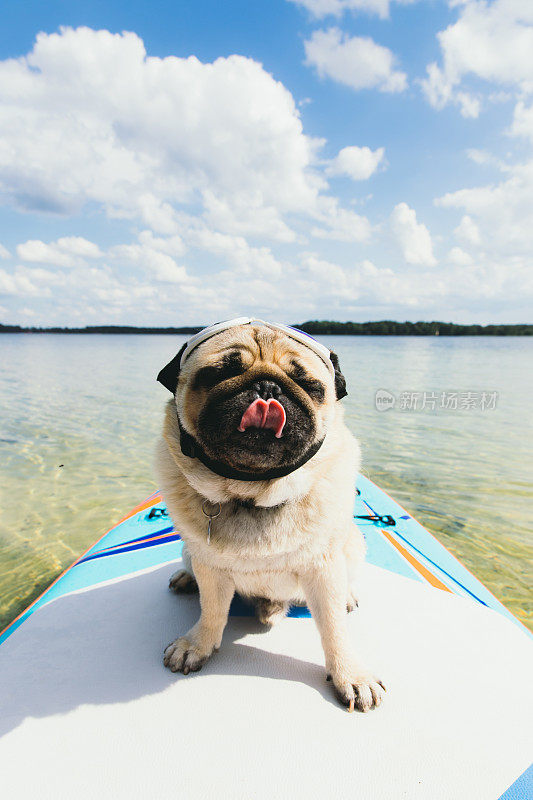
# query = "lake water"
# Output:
<box><xmin>0</xmin><ymin>334</ymin><xmax>531</xmax><ymax>632</ymax></box>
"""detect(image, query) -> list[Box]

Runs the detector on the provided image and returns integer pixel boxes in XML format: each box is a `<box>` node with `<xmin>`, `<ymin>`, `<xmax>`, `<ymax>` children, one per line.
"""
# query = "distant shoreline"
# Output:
<box><xmin>1</xmin><ymin>321</ymin><xmax>531</xmax><ymax>336</ymax></box>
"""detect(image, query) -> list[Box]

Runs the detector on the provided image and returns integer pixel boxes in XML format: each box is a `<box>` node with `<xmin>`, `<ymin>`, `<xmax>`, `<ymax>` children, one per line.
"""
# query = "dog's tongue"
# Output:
<box><xmin>238</xmin><ymin>398</ymin><xmax>286</xmax><ymax>438</ymax></box>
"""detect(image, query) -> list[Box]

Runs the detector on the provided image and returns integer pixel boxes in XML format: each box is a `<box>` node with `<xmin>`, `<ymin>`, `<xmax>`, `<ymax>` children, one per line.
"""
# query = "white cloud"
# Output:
<box><xmin>2</xmin><ymin>235</ymin><xmax>531</xmax><ymax>325</ymax></box>
<box><xmin>454</xmin><ymin>214</ymin><xmax>481</xmax><ymax>245</ymax></box>
<box><xmin>16</xmin><ymin>236</ymin><xmax>102</xmax><ymax>267</ymax></box>
<box><xmin>0</xmin><ymin>27</ymin><xmax>326</xmax><ymax>240</ymax></box>
<box><xmin>0</xmin><ymin>26</ymin><xmax>401</xmax><ymax>325</ymax></box>
<box><xmin>185</xmin><ymin>225</ymin><xmax>285</xmax><ymax>278</ymax></box>
<box><xmin>0</xmin><ymin>243</ymin><xmax>10</xmax><ymax>259</ymax></box>
<box><xmin>311</xmin><ymin>196</ymin><xmax>372</xmax><ymax>241</ymax></box>
<box><xmin>0</xmin><ymin>262</ymin><xmax>165</xmax><ymax>316</ymax></box>
<box><xmin>326</xmin><ymin>145</ymin><xmax>385</xmax><ymax>180</ymax></box>
<box><xmin>510</xmin><ymin>100</ymin><xmax>533</xmax><ymax>142</ymax></box>
<box><xmin>287</xmin><ymin>0</ymin><xmax>417</xmax><ymax>20</ymax></box>
<box><xmin>133</xmin><ymin>229</ymin><xmax>186</xmax><ymax>258</ymax></box>
<box><xmin>421</xmin><ymin>62</ymin><xmax>453</xmax><ymax>111</ymax></box>
<box><xmin>434</xmin><ymin>86</ymin><xmax>533</xmax><ymax>304</ymax></box>
<box><xmin>421</xmin><ymin>0</ymin><xmax>533</xmax><ymax>116</ymax></box>
<box><xmin>295</xmin><ymin>252</ymin><xmax>461</xmax><ymax>310</ymax></box>
<box><xmin>390</xmin><ymin>202</ymin><xmax>437</xmax><ymax>265</ymax></box>
<box><xmin>2</xmin><ymin>26</ymin><xmax>532</xmax><ymax>325</ymax></box>
<box><xmin>0</xmin><ymin>266</ymin><xmax>55</xmax><ymax>297</ymax></box>
<box><xmin>304</xmin><ymin>28</ymin><xmax>408</xmax><ymax>93</ymax></box>
<box><xmin>136</xmin><ymin>196</ymin><xmax>181</xmax><ymax>236</ymax></box>
<box><xmin>56</xmin><ymin>237</ymin><xmax>103</xmax><ymax>259</ymax></box>
<box><xmin>110</xmin><ymin>231</ymin><xmax>189</xmax><ymax>284</ymax></box>
<box><xmin>447</xmin><ymin>245</ymin><xmax>474</xmax><ymax>265</ymax></box>
<box><xmin>301</xmin><ymin>252</ymin><xmax>355</xmax><ymax>296</ymax></box>
<box><xmin>298</xmin><ymin>254</ymin><xmax>399</xmax><ymax>304</ymax></box>
<box><xmin>202</xmin><ymin>190</ymin><xmax>297</xmax><ymax>243</ymax></box>
<box><xmin>466</xmin><ymin>148</ymin><xmax>496</xmax><ymax>166</ymax></box>
<box><xmin>421</xmin><ymin>64</ymin><xmax>482</xmax><ymax>118</ymax></box>
<box><xmin>436</xmin><ymin>160</ymin><xmax>533</xmax><ymax>254</ymax></box>
<box><xmin>19</xmin><ymin>307</ymin><xmax>38</xmax><ymax>318</ymax></box>
<box><xmin>456</xmin><ymin>91</ymin><xmax>481</xmax><ymax>119</ymax></box>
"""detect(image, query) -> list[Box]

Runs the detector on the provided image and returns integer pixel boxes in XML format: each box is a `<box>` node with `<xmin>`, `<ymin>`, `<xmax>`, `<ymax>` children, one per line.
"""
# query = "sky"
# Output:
<box><xmin>0</xmin><ymin>0</ymin><xmax>532</xmax><ymax>326</ymax></box>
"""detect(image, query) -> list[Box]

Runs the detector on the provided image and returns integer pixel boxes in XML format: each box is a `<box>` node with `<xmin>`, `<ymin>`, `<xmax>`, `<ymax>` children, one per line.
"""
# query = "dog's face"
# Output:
<box><xmin>159</xmin><ymin>324</ymin><xmax>346</xmax><ymax>475</ymax></box>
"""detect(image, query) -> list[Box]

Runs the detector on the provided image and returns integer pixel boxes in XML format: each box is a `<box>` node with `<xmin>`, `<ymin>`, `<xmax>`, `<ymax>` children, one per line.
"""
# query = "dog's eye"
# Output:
<box><xmin>288</xmin><ymin>360</ymin><xmax>325</xmax><ymax>403</ymax></box>
<box><xmin>192</xmin><ymin>352</ymin><xmax>245</xmax><ymax>390</ymax></box>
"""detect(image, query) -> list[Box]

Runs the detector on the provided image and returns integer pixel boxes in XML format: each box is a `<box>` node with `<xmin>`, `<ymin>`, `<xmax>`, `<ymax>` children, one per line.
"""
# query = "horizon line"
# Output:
<box><xmin>1</xmin><ymin>321</ymin><xmax>532</xmax><ymax>336</ymax></box>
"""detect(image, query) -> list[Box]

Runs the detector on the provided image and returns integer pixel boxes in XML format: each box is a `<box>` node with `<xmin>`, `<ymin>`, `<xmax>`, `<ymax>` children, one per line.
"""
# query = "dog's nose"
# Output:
<box><xmin>253</xmin><ymin>380</ymin><xmax>282</xmax><ymax>400</ymax></box>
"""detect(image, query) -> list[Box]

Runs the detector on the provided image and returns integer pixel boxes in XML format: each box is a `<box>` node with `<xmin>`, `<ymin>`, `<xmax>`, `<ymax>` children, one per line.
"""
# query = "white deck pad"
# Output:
<box><xmin>1</xmin><ymin>558</ymin><xmax>532</xmax><ymax>800</ymax></box>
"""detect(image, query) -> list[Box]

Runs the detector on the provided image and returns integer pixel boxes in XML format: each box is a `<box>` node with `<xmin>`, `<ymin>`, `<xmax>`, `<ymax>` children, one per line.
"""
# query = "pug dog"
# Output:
<box><xmin>154</xmin><ymin>318</ymin><xmax>385</xmax><ymax>712</ymax></box>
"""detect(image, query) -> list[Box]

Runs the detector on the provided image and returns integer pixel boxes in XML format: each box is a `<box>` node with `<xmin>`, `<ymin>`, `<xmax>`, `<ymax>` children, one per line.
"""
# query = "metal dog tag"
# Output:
<box><xmin>201</xmin><ymin>500</ymin><xmax>221</xmax><ymax>545</ymax></box>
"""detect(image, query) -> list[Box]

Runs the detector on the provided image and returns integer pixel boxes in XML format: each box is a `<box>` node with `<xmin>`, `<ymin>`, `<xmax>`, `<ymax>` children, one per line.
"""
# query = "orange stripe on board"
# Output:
<box><xmin>115</xmin><ymin>494</ymin><xmax>162</xmax><ymax>525</ymax></box>
<box><xmin>380</xmin><ymin>528</ymin><xmax>451</xmax><ymax>592</ymax></box>
<box><xmin>363</xmin><ymin>475</ymin><xmax>532</xmax><ymax>633</ymax></box>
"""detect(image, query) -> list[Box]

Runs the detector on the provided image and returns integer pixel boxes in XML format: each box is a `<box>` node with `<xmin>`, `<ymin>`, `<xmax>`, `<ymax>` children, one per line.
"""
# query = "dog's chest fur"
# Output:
<box><xmin>157</xmin><ymin>460</ymin><xmax>330</xmax><ymax>570</ymax></box>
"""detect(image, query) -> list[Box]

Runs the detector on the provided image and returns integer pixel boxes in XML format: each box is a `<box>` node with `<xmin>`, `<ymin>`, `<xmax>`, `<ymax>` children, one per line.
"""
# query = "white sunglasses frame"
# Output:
<box><xmin>179</xmin><ymin>317</ymin><xmax>335</xmax><ymax>379</ymax></box>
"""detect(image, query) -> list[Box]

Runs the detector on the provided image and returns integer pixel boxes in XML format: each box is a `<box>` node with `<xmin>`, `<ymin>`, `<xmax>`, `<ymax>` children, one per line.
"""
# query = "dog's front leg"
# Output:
<box><xmin>301</xmin><ymin>552</ymin><xmax>385</xmax><ymax>712</ymax></box>
<box><xmin>164</xmin><ymin>558</ymin><xmax>234</xmax><ymax>674</ymax></box>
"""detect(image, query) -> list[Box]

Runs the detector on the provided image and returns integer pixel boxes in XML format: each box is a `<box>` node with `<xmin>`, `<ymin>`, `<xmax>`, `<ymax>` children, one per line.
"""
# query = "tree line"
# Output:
<box><xmin>1</xmin><ymin>321</ymin><xmax>531</xmax><ymax>335</ymax></box>
<box><xmin>296</xmin><ymin>320</ymin><xmax>533</xmax><ymax>336</ymax></box>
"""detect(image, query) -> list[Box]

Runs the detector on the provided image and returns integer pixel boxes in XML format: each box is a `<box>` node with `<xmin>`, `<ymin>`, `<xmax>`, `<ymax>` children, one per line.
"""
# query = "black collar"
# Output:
<box><xmin>176</xmin><ymin>413</ymin><xmax>324</xmax><ymax>482</ymax></box>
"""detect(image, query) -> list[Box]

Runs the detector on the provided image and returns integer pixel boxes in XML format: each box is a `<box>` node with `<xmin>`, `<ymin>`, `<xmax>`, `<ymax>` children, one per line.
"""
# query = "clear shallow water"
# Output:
<box><xmin>0</xmin><ymin>334</ymin><xmax>531</xmax><ymax>632</ymax></box>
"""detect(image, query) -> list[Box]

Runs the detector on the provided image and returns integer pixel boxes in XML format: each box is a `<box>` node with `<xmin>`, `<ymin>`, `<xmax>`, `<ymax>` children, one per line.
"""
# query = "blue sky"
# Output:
<box><xmin>0</xmin><ymin>0</ymin><xmax>532</xmax><ymax>325</ymax></box>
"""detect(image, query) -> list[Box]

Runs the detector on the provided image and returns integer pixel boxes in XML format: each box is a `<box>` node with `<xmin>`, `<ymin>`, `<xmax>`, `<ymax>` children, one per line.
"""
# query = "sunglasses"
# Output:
<box><xmin>179</xmin><ymin>317</ymin><xmax>335</xmax><ymax>378</ymax></box>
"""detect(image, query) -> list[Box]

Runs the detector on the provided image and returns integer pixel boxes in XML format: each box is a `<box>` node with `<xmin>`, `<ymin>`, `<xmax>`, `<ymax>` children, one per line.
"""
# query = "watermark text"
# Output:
<box><xmin>375</xmin><ymin>390</ymin><xmax>498</xmax><ymax>412</ymax></box>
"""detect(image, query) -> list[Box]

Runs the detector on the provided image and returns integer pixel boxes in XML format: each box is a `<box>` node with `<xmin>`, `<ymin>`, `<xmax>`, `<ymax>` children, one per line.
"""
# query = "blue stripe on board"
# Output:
<box><xmin>497</xmin><ymin>762</ymin><xmax>533</xmax><ymax>800</ymax></box>
<box><xmin>359</xmin><ymin>497</ymin><xmax>488</xmax><ymax>607</ymax></box>
<box><xmin>96</xmin><ymin>525</ymin><xmax>176</xmax><ymax>553</ymax></box>
<box><xmin>391</xmin><ymin>528</ymin><xmax>488</xmax><ymax>606</ymax></box>
<box><xmin>76</xmin><ymin>533</ymin><xmax>181</xmax><ymax>565</ymax></box>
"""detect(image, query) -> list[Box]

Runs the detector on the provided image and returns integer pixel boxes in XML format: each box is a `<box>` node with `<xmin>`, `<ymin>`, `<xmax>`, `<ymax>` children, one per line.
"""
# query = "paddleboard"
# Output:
<box><xmin>1</xmin><ymin>475</ymin><xmax>531</xmax><ymax>799</ymax></box>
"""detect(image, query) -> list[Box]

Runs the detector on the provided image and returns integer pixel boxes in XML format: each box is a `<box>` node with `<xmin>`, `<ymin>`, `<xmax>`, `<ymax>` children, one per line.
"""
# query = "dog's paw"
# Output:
<box><xmin>327</xmin><ymin>663</ymin><xmax>385</xmax><ymax>712</ymax></box>
<box><xmin>346</xmin><ymin>588</ymin><xmax>359</xmax><ymax>613</ymax></box>
<box><xmin>169</xmin><ymin>569</ymin><xmax>198</xmax><ymax>594</ymax></box>
<box><xmin>163</xmin><ymin>636</ymin><xmax>212</xmax><ymax>674</ymax></box>
<box><xmin>255</xmin><ymin>598</ymin><xmax>289</xmax><ymax>626</ymax></box>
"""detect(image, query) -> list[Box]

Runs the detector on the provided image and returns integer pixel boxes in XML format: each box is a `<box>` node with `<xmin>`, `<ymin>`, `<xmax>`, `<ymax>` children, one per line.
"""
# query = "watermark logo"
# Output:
<box><xmin>375</xmin><ymin>389</ymin><xmax>396</xmax><ymax>411</ymax></box>
<box><xmin>375</xmin><ymin>390</ymin><xmax>498</xmax><ymax>412</ymax></box>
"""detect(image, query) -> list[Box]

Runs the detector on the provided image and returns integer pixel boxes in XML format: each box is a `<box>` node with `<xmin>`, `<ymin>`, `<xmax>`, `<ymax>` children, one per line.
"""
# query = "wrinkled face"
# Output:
<box><xmin>175</xmin><ymin>325</ymin><xmax>337</xmax><ymax>474</ymax></box>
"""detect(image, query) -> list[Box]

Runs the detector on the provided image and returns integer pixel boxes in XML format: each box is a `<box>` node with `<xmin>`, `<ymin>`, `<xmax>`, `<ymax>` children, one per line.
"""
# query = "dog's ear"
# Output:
<box><xmin>330</xmin><ymin>351</ymin><xmax>348</xmax><ymax>400</ymax></box>
<box><xmin>157</xmin><ymin>342</ymin><xmax>188</xmax><ymax>394</ymax></box>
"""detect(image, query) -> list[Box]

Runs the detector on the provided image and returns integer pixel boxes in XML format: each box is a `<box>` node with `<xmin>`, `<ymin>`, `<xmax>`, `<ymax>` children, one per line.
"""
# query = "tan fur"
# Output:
<box><xmin>156</xmin><ymin>324</ymin><xmax>384</xmax><ymax>711</ymax></box>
